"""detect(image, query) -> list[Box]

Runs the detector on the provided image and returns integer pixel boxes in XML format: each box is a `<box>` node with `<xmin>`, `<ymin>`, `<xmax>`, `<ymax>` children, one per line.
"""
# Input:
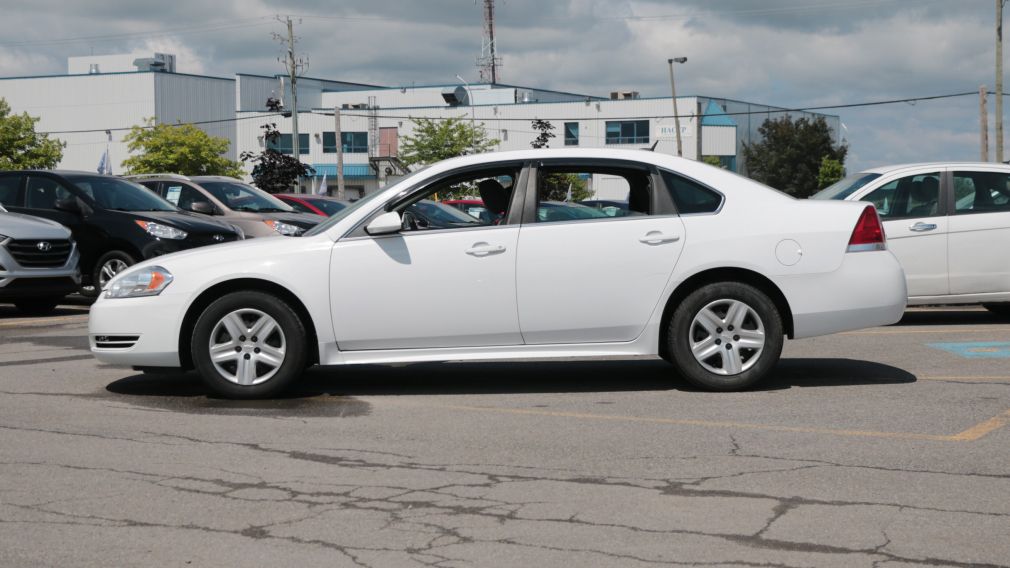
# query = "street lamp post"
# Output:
<box><xmin>456</xmin><ymin>74</ymin><xmax>476</xmax><ymax>153</ymax></box>
<box><xmin>667</xmin><ymin>57</ymin><xmax>688</xmax><ymax>157</ymax></box>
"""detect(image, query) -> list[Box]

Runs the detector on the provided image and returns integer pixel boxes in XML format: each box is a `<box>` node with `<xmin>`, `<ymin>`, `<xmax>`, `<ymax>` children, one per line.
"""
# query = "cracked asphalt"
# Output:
<box><xmin>0</xmin><ymin>301</ymin><xmax>1008</xmax><ymax>567</ymax></box>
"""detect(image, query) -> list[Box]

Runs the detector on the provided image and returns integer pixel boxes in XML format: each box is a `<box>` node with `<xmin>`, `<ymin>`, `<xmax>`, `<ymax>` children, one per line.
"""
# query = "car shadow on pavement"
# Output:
<box><xmin>896</xmin><ymin>307</ymin><xmax>1009</xmax><ymax>327</ymax></box>
<box><xmin>106</xmin><ymin>357</ymin><xmax>915</xmax><ymax>406</ymax></box>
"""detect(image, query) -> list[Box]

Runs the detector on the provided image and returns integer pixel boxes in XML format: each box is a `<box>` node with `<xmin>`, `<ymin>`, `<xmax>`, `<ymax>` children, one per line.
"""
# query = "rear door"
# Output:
<box><xmin>947</xmin><ymin>168</ymin><xmax>1010</xmax><ymax>295</ymax></box>
<box><xmin>857</xmin><ymin>169</ymin><xmax>948</xmax><ymax>297</ymax></box>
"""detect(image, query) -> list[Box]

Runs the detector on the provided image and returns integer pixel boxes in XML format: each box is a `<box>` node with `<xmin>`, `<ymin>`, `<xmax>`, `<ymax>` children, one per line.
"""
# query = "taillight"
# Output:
<box><xmin>847</xmin><ymin>205</ymin><xmax>886</xmax><ymax>252</ymax></box>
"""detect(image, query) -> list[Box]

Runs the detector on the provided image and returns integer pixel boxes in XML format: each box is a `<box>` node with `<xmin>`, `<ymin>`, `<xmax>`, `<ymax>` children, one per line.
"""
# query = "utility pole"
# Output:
<box><xmin>998</xmin><ymin>0</ymin><xmax>1005</xmax><ymax>162</ymax></box>
<box><xmin>982</xmin><ymin>85</ymin><xmax>990</xmax><ymax>162</ymax></box>
<box><xmin>667</xmin><ymin>57</ymin><xmax>687</xmax><ymax>157</ymax></box>
<box><xmin>334</xmin><ymin>106</ymin><xmax>346</xmax><ymax>200</ymax></box>
<box><xmin>274</xmin><ymin>16</ymin><xmax>308</xmax><ymax>190</ymax></box>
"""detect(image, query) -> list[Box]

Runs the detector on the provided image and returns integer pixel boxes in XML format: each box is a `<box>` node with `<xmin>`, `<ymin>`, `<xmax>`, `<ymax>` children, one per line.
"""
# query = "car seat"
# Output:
<box><xmin>908</xmin><ymin>177</ymin><xmax>939</xmax><ymax>217</ymax></box>
<box><xmin>477</xmin><ymin>179</ymin><xmax>510</xmax><ymax>216</ymax></box>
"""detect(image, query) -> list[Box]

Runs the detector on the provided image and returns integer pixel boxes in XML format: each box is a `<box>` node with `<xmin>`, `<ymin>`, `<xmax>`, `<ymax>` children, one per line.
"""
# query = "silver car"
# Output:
<box><xmin>0</xmin><ymin>204</ymin><xmax>81</xmax><ymax>314</ymax></box>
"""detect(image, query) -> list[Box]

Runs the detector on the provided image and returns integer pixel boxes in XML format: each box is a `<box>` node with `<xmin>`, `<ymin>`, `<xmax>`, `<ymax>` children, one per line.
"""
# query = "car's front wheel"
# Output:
<box><xmin>191</xmin><ymin>290</ymin><xmax>308</xmax><ymax>398</ymax></box>
<box><xmin>90</xmin><ymin>250</ymin><xmax>137</xmax><ymax>295</ymax></box>
<box><xmin>983</xmin><ymin>303</ymin><xmax>1010</xmax><ymax>319</ymax></box>
<box><xmin>667</xmin><ymin>282</ymin><xmax>784</xmax><ymax>391</ymax></box>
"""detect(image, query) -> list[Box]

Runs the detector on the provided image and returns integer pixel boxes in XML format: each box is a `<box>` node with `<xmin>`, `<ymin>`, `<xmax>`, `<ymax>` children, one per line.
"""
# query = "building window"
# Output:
<box><xmin>605</xmin><ymin>120</ymin><xmax>649</xmax><ymax>145</ymax></box>
<box><xmin>267</xmin><ymin>133</ymin><xmax>310</xmax><ymax>155</ymax></box>
<box><xmin>323</xmin><ymin>132</ymin><xmax>369</xmax><ymax>153</ymax></box>
<box><xmin>564</xmin><ymin>122</ymin><xmax>579</xmax><ymax>146</ymax></box>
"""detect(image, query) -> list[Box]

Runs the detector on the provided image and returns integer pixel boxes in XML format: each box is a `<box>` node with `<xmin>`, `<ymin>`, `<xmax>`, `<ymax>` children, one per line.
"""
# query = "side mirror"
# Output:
<box><xmin>188</xmin><ymin>202</ymin><xmax>214</xmax><ymax>215</ymax></box>
<box><xmin>365</xmin><ymin>211</ymin><xmax>402</xmax><ymax>235</ymax></box>
<box><xmin>54</xmin><ymin>197</ymin><xmax>82</xmax><ymax>214</ymax></box>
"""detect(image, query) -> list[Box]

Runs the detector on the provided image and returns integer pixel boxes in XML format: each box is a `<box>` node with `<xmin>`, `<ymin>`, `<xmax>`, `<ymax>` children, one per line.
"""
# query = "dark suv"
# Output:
<box><xmin>0</xmin><ymin>171</ymin><xmax>242</xmax><ymax>294</ymax></box>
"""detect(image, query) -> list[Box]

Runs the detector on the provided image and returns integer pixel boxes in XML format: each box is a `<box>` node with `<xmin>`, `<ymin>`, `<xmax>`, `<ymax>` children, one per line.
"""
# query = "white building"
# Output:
<box><xmin>0</xmin><ymin>54</ymin><xmax>841</xmax><ymax>194</ymax></box>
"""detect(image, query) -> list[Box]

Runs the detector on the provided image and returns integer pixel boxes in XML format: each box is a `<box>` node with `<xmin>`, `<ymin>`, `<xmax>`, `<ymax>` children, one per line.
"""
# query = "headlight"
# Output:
<box><xmin>105</xmin><ymin>266</ymin><xmax>174</xmax><ymax>299</ymax></box>
<box><xmin>135</xmin><ymin>220</ymin><xmax>187</xmax><ymax>240</ymax></box>
<box><xmin>264</xmin><ymin>220</ymin><xmax>304</xmax><ymax>236</ymax></box>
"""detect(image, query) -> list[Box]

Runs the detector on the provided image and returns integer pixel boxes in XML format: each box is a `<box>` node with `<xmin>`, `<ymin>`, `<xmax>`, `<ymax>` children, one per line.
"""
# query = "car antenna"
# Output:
<box><xmin>644</xmin><ymin>140</ymin><xmax>659</xmax><ymax>151</ymax></box>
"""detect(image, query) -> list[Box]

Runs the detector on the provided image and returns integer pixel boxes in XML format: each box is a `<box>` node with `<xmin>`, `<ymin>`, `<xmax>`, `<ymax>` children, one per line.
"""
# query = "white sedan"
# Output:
<box><xmin>90</xmin><ymin>149</ymin><xmax>906</xmax><ymax>398</ymax></box>
<box><xmin>813</xmin><ymin>162</ymin><xmax>1010</xmax><ymax>317</ymax></box>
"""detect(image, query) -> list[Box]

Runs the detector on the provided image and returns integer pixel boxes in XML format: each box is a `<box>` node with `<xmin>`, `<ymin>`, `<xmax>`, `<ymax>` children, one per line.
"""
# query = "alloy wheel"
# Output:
<box><xmin>208</xmin><ymin>308</ymin><xmax>287</xmax><ymax>386</ymax></box>
<box><xmin>98</xmin><ymin>259</ymin><xmax>129</xmax><ymax>289</ymax></box>
<box><xmin>688</xmin><ymin>298</ymin><xmax>766</xmax><ymax>376</ymax></box>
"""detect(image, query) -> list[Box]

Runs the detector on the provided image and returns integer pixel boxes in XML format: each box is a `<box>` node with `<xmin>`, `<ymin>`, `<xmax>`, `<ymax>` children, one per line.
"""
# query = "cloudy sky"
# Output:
<box><xmin>0</xmin><ymin>0</ymin><xmax>1003</xmax><ymax>172</ymax></box>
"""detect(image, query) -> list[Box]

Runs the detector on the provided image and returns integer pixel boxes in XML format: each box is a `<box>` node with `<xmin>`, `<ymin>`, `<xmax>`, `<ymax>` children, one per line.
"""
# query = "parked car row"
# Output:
<box><xmin>0</xmin><ymin>171</ymin><xmax>321</xmax><ymax>313</ymax></box>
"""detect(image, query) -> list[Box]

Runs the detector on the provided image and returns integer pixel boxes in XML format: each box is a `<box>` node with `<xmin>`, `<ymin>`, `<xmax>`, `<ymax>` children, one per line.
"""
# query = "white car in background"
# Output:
<box><xmin>814</xmin><ymin>162</ymin><xmax>1010</xmax><ymax>317</ymax></box>
<box><xmin>89</xmin><ymin>149</ymin><xmax>906</xmax><ymax>398</ymax></box>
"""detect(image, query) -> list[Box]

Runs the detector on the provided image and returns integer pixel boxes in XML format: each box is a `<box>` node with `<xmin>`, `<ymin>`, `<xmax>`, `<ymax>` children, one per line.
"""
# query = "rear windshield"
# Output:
<box><xmin>200</xmin><ymin>181</ymin><xmax>294</xmax><ymax>213</ymax></box>
<box><xmin>811</xmin><ymin>173</ymin><xmax>882</xmax><ymax>200</ymax></box>
<box><xmin>73</xmin><ymin>176</ymin><xmax>177</xmax><ymax>211</ymax></box>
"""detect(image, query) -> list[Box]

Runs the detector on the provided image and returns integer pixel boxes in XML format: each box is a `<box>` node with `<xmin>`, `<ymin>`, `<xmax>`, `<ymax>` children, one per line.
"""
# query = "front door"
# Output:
<box><xmin>859</xmin><ymin>170</ymin><xmax>948</xmax><ymax>298</ymax></box>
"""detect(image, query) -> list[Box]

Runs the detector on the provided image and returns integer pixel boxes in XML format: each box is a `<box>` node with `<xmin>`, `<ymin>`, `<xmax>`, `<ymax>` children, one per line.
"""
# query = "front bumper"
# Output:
<box><xmin>88</xmin><ymin>291</ymin><xmax>187</xmax><ymax>367</ymax></box>
<box><xmin>777</xmin><ymin>250</ymin><xmax>907</xmax><ymax>339</ymax></box>
<box><xmin>0</xmin><ymin>244</ymin><xmax>81</xmax><ymax>299</ymax></box>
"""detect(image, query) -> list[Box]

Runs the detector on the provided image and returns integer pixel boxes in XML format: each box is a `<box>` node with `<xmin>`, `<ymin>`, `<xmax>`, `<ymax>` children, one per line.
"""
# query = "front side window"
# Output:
<box><xmin>397</xmin><ymin>167</ymin><xmax>521</xmax><ymax>232</ymax></box>
<box><xmin>198</xmin><ymin>181</ymin><xmax>293</xmax><ymax>213</ymax></box>
<box><xmin>564</xmin><ymin>122</ymin><xmax>579</xmax><ymax>146</ymax></box>
<box><xmin>660</xmin><ymin>170</ymin><xmax>722</xmax><ymax>214</ymax></box>
<box><xmin>952</xmin><ymin>171</ymin><xmax>1010</xmax><ymax>214</ymax></box>
<box><xmin>863</xmin><ymin>172</ymin><xmax>941</xmax><ymax>220</ymax></box>
<box><xmin>323</xmin><ymin>132</ymin><xmax>368</xmax><ymax>153</ymax></box>
<box><xmin>163</xmin><ymin>184</ymin><xmax>213</xmax><ymax>211</ymax></box>
<box><xmin>605</xmin><ymin>120</ymin><xmax>649</xmax><ymax>144</ymax></box>
<box><xmin>267</xmin><ymin>133</ymin><xmax>310</xmax><ymax>155</ymax></box>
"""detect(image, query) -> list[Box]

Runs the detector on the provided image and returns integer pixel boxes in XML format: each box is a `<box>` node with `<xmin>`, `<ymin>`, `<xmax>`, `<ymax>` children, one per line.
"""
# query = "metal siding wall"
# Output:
<box><xmin>236</xmin><ymin>75</ymin><xmax>280</xmax><ymax>111</ymax></box>
<box><xmin>154</xmin><ymin>74</ymin><xmax>236</xmax><ymax>160</ymax></box>
<box><xmin>701</xmin><ymin>126</ymin><xmax>737</xmax><ymax>156</ymax></box>
<box><xmin>0</xmin><ymin>73</ymin><xmax>156</xmax><ymax>173</ymax></box>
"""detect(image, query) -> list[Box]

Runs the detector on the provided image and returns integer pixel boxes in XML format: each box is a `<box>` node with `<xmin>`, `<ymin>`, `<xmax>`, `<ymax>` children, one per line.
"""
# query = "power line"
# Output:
<box><xmin>38</xmin><ymin>112</ymin><xmax>287</xmax><ymax>135</ymax></box>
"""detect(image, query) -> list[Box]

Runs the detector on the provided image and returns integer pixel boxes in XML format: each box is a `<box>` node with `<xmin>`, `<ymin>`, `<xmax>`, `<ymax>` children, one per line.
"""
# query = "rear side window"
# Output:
<box><xmin>0</xmin><ymin>175</ymin><xmax>23</xmax><ymax>206</ymax></box>
<box><xmin>953</xmin><ymin>171</ymin><xmax>1010</xmax><ymax>214</ymax></box>
<box><xmin>661</xmin><ymin>170</ymin><xmax>722</xmax><ymax>214</ymax></box>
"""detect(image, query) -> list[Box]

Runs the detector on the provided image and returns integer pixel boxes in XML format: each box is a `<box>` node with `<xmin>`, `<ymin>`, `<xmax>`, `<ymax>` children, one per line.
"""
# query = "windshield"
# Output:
<box><xmin>199</xmin><ymin>181</ymin><xmax>294</xmax><ymax>213</ymax></box>
<box><xmin>303</xmin><ymin>166</ymin><xmax>431</xmax><ymax>237</ymax></box>
<box><xmin>305</xmin><ymin>198</ymin><xmax>347</xmax><ymax>216</ymax></box>
<box><xmin>811</xmin><ymin>172</ymin><xmax>882</xmax><ymax>200</ymax></box>
<box><xmin>73</xmin><ymin>177</ymin><xmax>177</xmax><ymax>211</ymax></box>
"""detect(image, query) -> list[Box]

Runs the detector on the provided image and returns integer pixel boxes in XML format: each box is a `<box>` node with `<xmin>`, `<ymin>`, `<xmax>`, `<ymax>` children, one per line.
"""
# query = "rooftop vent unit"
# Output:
<box><xmin>133</xmin><ymin>53</ymin><xmax>176</xmax><ymax>73</ymax></box>
<box><xmin>610</xmin><ymin>90</ymin><xmax>640</xmax><ymax>100</ymax></box>
<box><xmin>441</xmin><ymin>85</ymin><xmax>469</xmax><ymax>106</ymax></box>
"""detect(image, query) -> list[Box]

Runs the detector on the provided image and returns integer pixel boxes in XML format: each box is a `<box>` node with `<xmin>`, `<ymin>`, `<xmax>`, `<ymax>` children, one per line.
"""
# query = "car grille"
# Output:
<box><xmin>92</xmin><ymin>335</ymin><xmax>140</xmax><ymax>349</ymax></box>
<box><xmin>189</xmin><ymin>233</ymin><xmax>240</xmax><ymax>246</ymax></box>
<box><xmin>6</xmin><ymin>239</ymin><xmax>72</xmax><ymax>268</ymax></box>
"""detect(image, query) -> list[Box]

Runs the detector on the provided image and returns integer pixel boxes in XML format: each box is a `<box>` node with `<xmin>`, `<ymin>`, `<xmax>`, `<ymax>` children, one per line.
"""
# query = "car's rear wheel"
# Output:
<box><xmin>14</xmin><ymin>297</ymin><xmax>63</xmax><ymax>316</ymax></box>
<box><xmin>982</xmin><ymin>303</ymin><xmax>1010</xmax><ymax>319</ymax></box>
<box><xmin>667</xmin><ymin>282</ymin><xmax>784</xmax><ymax>391</ymax></box>
<box><xmin>191</xmin><ymin>290</ymin><xmax>307</xmax><ymax>399</ymax></box>
<box><xmin>91</xmin><ymin>251</ymin><xmax>136</xmax><ymax>294</ymax></box>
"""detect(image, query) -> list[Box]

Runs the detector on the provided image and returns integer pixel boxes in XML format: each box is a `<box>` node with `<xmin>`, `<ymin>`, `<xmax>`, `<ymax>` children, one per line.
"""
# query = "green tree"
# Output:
<box><xmin>399</xmin><ymin>117</ymin><xmax>498</xmax><ymax>167</ymax></box>
<box><xmin>239</xmin><ymin>123</ymin><xmax>314</xmax><ymax>193</ymax></box>
<box><xmin>541</xmin><ymin>172</ymin><xmax>591</xmax><ymax>202</ymax></box>
<box><xmin>817</xmin><ymin>156</ymin><xmax>845</xmax><ymax>189</ymax></box>
<box><xmin>530</xmin><ymin>119</ymin><xmax>555</xmax><ymax>149</ymax></box>
<box><xmin>742</xmin><ymin>115</ymin><xmax>847</xmax><ymax>198</ymax></box>
<box><xmin>701</xmin><ymin>155</ymin><xmax>723</xmax><ymax>168</ymax></box>
<box><xmin>0</xmin><ymin>98</ymin><xmax>65</xmax><ymax>169</ymax></box>
<box><xmin>122</xmin><ymin>119</ymin><xmax>243</xmax><ymax>177</ymax></box>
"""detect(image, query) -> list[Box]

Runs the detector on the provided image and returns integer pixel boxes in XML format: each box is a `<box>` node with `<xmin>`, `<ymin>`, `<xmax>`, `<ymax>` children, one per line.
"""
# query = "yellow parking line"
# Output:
<box><xmin>396</xmin><ymin>402</ymin><xmax>1010</xmax><ymax>442</ymax></box>
<box><xmin>841</xmin><ymin>327</ymin><xmax>1010</xmax><ymax>335</ymax></box>
<box><xmin>0</xmin><ymin>315</ymin><xmax>88</xmax><ymax>328</ymax></box>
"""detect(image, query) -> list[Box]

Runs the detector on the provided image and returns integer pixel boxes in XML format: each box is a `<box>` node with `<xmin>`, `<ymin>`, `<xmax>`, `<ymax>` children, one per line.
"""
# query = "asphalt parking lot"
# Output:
<box><xmin>0</xmin><ymin>303</ymin><xmax>1008</xmax><ymax>567</ymax></box>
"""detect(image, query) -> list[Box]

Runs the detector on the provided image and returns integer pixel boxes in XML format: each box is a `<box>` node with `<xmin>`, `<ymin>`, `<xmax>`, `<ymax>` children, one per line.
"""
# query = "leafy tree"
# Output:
<box><xmin>0</xmin><ymin>98</ymin><xmax>65</xmax><ymax>170</ymax></box>
<box><xmin>817</xmin><ymin>156</ymin><xmax>845</xmax><ymax>189</ymax></box>
<box><xmin>530</xmin><ymin>119</ymin><xmax>556</xmax><ymax>149</ymax></box>
<box><xmin>742</xmin><ymin>115</ymin><xmax>847</xmax><ymax>198</ymax></box>
<box><xmin>701</xmin><ymin>155</ymin><xmax>724</xmax><ymax>168</ymax></box>
<box><xmin>541</xmin><ymin>172</ymin><xmax>591</xmax><ymax>202</ymax></box>
<box><xmin>122</xmin><ymin>119</ymin><xmax>243</xmax><ymax>177</ymax></box>
<box><xmin>399</xmin><ymin>117</ymin><xmax>498</xmax><ymax>167</ymax></box>
<box><xmin>239</xmin><ymin>123</ymin><xmax>314</xmax><ymax>193</ymax></box>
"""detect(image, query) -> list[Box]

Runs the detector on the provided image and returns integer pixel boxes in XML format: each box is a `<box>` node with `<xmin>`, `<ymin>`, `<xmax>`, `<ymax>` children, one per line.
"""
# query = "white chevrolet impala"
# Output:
<box><xmin>90</xmin><ymin>150</ymin><xmax>906</xmax><ymax>398</ymax></box>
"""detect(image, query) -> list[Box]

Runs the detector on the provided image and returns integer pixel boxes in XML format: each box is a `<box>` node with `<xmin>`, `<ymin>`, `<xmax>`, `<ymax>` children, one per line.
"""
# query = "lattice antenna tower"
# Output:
<box><xmin>476</xmin><ymin>0</ymin><xmax>502</xmax><ymax>84</ymax></box>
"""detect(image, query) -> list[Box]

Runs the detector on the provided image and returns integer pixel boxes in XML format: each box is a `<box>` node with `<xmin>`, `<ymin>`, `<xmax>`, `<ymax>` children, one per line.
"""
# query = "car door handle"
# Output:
<box><xmin>465</xmin><ymin>242</ymin><xmax>506</xmax><ymax>256</ymax></box>
<box><xmin>909</xmin><ymin>222</ymin><xmax>937</xmax><ymax>232</ymax></box>
<box><xmin>639</xmin><ymin>231</ymin><xmax>681</xmax><ymax>245</ymax></box>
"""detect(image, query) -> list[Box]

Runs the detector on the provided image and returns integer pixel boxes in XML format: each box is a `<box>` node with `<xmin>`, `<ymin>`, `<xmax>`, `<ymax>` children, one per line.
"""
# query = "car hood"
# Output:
<box><xmin>258</xmin><ymin>211</ymin><xmax>322</xmax><ymax>229</ymax></box>
<box><xmin>125</xmin><ymin>211</ymin><xmax>239</xmax><ymax>234</ymax></box>
<box><xmin>0</xmin><ymin>212</ymin><xmax>72</xmax><ymax>239</ymax></box>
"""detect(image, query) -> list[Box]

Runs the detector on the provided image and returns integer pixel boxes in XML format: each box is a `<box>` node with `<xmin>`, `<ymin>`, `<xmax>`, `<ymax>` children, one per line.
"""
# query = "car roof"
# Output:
<box><xmin>1</xmin><ymin>170</ymin><xmax>113</xmax><ymax>178</ymax></box>
<box><xmin>859</xmin><ymin>162</ymin><xmax>1010</xmax><ymax>175</ymax></box>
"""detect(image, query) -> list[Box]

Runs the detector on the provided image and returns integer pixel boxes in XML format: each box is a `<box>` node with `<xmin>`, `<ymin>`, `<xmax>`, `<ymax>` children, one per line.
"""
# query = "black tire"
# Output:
<box><xmin>666</xmin><ymin>282</ymin><xmax>784</xmax><ymax>391</ymax></box>
<box><xmin>983</xmin><ymin>303</ymin><xmax>1010</xmax><ymax>319</ymax></box>
<box><xmin>14</xmin><ymin>297</ymin><xmax>63</xmax><ymax>316</ymax></box>
<box><xmin>191</xmin><ymin>290</ymin><xmax>308</xmax><ymax>399</ymax></box>
<box><xmin>91</xmin><ymin>250</ymin><xmax>137</xmax><ymax>294</ymax></box>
